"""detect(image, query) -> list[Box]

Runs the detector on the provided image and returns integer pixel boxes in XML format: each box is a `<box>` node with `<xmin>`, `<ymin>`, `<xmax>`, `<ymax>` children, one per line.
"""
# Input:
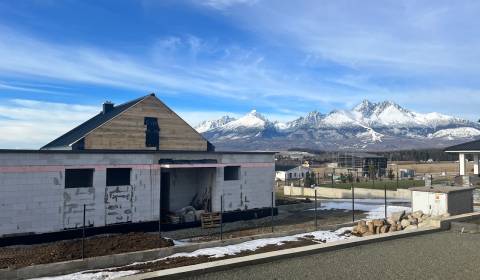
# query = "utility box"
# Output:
<box><xmin>409</xmin><ymin>186</ymin><xmax>475</xmax><ymax>216</ymax></box>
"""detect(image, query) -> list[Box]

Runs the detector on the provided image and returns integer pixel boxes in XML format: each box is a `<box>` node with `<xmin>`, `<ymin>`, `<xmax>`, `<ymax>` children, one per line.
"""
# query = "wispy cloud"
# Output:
<box><xmin>0</xmin><ymin>25</ymin><xmax>344</xmax><ymax>109</ymax></box>
<box><xmin>229</xmin><ymin>1</ymin><xmax>480</xmax><ymax>76</ymax></box>
<box><xmin>199</xmin><ymin>0</ymin><xmax>258</xmax><ymax>10</ymax></box>
<box><xmin>0</xmin><ymin>99</ymin><xmax>98</xmax><ymax>149</ymax></box>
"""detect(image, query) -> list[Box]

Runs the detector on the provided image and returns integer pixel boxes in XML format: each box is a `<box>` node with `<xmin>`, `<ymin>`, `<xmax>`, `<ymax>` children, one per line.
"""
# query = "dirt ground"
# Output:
<box><xmin>393</xmin><ymin>161</ymin><xmax>465</xmax><ymax>174</ymax></box>
<box><xmin>0</xmin><ymin>232</ymin><xmax>173</xmax><ymax>269</ymax></box>
<box><xmin>0</xmin><ymin>207</ymin><xmax>358</xmax><ymax>269</ymax></box>
<box><xmin>0</xmin><ymin>199</ymin><xmax>368</xmax><ymax>270</ymax></box>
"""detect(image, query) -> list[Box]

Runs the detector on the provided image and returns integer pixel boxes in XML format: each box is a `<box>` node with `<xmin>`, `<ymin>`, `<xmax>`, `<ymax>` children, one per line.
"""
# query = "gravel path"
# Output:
<box><xmin>181</xmin><ymin>230</ymin><xmax>480</xmax><ymax>280</ymax></box>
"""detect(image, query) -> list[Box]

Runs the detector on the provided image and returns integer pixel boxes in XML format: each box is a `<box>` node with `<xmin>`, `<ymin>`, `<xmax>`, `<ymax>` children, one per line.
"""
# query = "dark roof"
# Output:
<box><xmin>445</xmin><ymin>140</ymin><xmax>480</xmax><ymax>152</ymax></box>
<box><xmin>275</xmin><ymin>165</ymin><xmax>301</xmax><ymax>171</ymax></box>
<box><xmin>41</xmin><ymin>95</ymin><xmax>151</xmax><ymax>150</ymax></box>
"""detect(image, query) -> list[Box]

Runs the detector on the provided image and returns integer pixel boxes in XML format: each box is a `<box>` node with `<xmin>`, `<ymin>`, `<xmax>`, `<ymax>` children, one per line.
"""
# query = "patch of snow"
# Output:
<box><xmin>222</xmin><ymin>110</ymin><xmax>269</xmax><ymax>130</ymax></box>
<box><xmin>195</xmin><ymin>116</ymin><xmax>236</xmax><ymax>133</ymax></box>
<box><xmin>322</xmin><ymin>110</ymin><xmax>356</xmax><ymax>126</ymax></box>
<box><xmin>428</xmin><ymin>127</ymin><xmax>480</xmax><ymax>139</ymax></box>
<box><xmin>162</xmin><ymin>229</ymin><xmax>351</xmax><ymax>259</ymax></box>
<box><xmin>312</xmin><ymin>201</ymin><xmax>411</xmax><ymax>220</ymax></box>
<box><xmin>30</xmin><ymin>270</ymin><xmax>138</xmax><ymax>280</ymax></box>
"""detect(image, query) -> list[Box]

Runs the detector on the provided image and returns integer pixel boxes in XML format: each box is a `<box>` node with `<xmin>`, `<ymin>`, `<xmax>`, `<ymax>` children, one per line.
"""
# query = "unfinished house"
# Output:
<box><xmin>0</xmin><ymin>94</ymin><xmax>275</xmax><ymax>238</ymax></box>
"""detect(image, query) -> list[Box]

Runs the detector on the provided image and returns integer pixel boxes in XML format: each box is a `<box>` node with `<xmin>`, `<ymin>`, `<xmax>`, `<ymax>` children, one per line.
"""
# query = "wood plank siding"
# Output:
<box><xmin>83</xmin><ymin>96</ymin><xmax>208</xmax><ymax>151</ymax></box>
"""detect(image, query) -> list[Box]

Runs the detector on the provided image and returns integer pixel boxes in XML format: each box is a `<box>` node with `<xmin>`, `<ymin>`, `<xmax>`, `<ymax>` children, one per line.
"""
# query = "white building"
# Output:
<box><xmin>445</xmin><ymin>139</ymin><xmax>480</xmax><ymax>178</ymax></box>
<box><xmin>275</xmin><ymin>165</ymin><xmax>312</xmax><ymax>181</ymax></box>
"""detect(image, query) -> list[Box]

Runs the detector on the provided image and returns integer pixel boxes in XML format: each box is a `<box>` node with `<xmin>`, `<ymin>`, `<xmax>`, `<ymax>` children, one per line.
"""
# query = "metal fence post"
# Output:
<box><xmin>220</xmin><ymin>195</ymin><xmax>224</xmax><ymax>241</ymax></box>
<box><xmin>159</xmin><ymin>176</ymin><xmax>162</xmax><ymax>243</ymax></box>
<box><xmin>351</xmin><ymin>185</ymin><xmax>355</xmax><ymax>222</ymax></box>
<box><xmin>384</xmin><ymin>184</ymin><xmax>387</xmax><ymax>219</ymax></box>
<box><xmin>82</xmin><ymin>204</ymin><xmax>86</xmax><ymax>259</ymax></box>
<box><xmin>314</xmin><ymin>189</ymin><xmax>318</xmax><ymax>230</ymax></box>
<box><xmin>271</xmin><ymin>191</ymin><xmax>274</xmax><ymax>233</ymax></box>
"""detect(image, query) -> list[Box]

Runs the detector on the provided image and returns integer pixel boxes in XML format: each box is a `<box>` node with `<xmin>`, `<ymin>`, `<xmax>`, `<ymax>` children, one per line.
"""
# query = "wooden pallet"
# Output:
<box><xmin>201</xmin><ymin>212</ymin><xmax>222</xmax><ymax>229</ymax></box>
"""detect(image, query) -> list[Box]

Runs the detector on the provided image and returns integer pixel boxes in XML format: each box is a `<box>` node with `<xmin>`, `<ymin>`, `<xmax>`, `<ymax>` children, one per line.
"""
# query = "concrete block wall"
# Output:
<box><xmin>211</xmin><ymin>154</ymin><xmax>275</xmax><ymax>212</ymax></box>
<box><xmin>0</xmin><ymin>152</ymin><xmax>160</xmax><ymax>237</ymax></box>
<box><xmin>0</xmin><ymin>151</ymin><xmax>274</xmax><ymax>236</ymax></box>
<box><xmin>284</xmin><ymin>185</ymin><xmax>411</xmax><ymax>200</ymax></box>
<box><xmin>0</xmin><ymin>171</ymin><xmax>64</xmax><ymax>235</ymax></box>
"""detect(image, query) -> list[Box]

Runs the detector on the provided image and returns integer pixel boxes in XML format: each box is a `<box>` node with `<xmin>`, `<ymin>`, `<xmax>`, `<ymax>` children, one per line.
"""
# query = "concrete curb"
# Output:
<box><xmin>440</xmin><ymin>212</ymin><xmax>480</xmax><ymax>229</ymax></box>
<box><xmin>0</xmin><ymin>223</ymin><xmax>355</xmax><ymax>280</ymax></box>
<box><xmin>121</xmin><ymin>226</ymin><xmax>442</xmax><ymax>280</ymax></box>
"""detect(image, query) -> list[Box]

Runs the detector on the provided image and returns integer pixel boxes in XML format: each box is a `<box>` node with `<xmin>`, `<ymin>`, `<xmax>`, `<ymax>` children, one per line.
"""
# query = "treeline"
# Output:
<box><xmin>377</xmin><ymin>149</ymin><xmax>458</xmax><ymax>162</ymax></box>
<box><xmin>285</xmin><ymin>147</ymin><xmax>458</xmax><ymax>162</ymax></box>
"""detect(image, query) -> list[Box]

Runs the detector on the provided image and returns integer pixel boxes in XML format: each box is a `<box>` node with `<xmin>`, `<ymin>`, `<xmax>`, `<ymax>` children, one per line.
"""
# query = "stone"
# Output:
<box><xmin>363</xmin><ymin>231</ymin><xmax>374</xmax><ymax>236</ymax></box>
<box><xmin>405</xmin><ymin>224</ymin><xmax>418</xmax><ymax>231</ymax></box>
<box><xmin>418</xmin><ymin>221</ymin><xmax>431</xmax><ymax>228</ymax></box>
<box><xmin>412</xmin><ymin>210</ymin><xmax>423</xmax><ymax>219</ymax></box>
<box><xmin>359</xmin><ymin>226</ymin><xmax>368</xmax><ymax>234</ymax></box>
<box><xmin>375</xmin><ymin>226</ymin><xmax>381</xmax><ymax>234</ymax></box>
<box><xmin>401</xmin><ymin>219</ymin><xmax>411</xmax><ymax>228</ymax></box>
<box><xmin>408</xmin><ymin>217</ymin><xmax>418</xmax><ymax>225</ymax></box>
<box><xmin>386</xmin><ymin>218</ymin><xmax>396</xmax><ymax>225</ymax></box>
<box><xmin>380</xmin><ymin>225</ymin><xmax>389</xmax><ymax>233</ymax></box>
<box><xmin>373</xmin><ymin>219</ymin><xmax>384</xmax><ymax>227</ymax></box>
<box><xmin>357</xmin><ymin>220</ymin><xmax>366</xmax><ymax>228</ymax></box>
<box><xmin>390</xmin><ymin>210</ymin><xmax>405</xmax><ymax>222</ymax></box>
<box><xmin>389</xmin><ymin>225</ymin><xmax>397</xmax><ymax>232</ymax></box>
<box><xmin>367</xmin><ymin>221</ymin><xmax>375</xmax><ymax>233</ymax></box>
<box><xmin>352</xmin><ymin>226</ymin><xmax>358</xmax><ymax>234</ymax></box>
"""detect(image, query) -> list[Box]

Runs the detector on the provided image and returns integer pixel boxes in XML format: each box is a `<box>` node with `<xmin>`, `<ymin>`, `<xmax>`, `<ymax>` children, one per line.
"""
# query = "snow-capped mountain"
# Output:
<box><xmin>195</xmin><ymin>100</ymin><xmax>480</xmax><ymax>151</ymax></box>
<box><xmin>195</xmin><ymin>116</ymin><xmax>236</xmax><ymax>133</ymax></box>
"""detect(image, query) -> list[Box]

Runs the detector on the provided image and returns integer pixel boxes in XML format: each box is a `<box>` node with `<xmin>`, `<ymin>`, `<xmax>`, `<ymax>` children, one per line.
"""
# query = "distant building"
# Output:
<box><xmin>336</xmin><ymin>152</ymin><xmax>388</xmax><ymax>177</ymax></box>
<box><xmin>275</xmin><ymin>165</ymin><xmax>311</xmax><ymax>181</ymax></box>
<box><xmin>445</xmin><ymin>139</ymin><xmax>480</xmax><ymax>178</ymax></box>
<box><xmin>399</xmin><ymin>169</ymin><xmax>415</xmax><ymax>179</ymax></box>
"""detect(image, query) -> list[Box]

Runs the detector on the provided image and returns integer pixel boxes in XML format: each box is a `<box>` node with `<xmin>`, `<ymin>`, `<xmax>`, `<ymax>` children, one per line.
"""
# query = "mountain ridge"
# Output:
<box><xmin>195</xmin><ymin>100</ymin><xmax>480</xmax><ymax>151</ymax></box>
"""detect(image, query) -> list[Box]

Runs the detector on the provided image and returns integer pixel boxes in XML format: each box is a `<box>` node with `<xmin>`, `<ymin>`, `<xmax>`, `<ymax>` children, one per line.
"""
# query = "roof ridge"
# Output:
<box><xmin>41</xmin><ymin>94</ymin><xmax>151</xmax><ymax>150</ymax></box>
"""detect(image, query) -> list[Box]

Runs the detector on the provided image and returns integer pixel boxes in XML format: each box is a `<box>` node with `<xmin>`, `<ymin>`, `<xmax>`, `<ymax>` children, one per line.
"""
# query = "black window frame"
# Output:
<box><xmin>65</xmin><ymin>168</ymin><xmax>94</xmax><ymax>188</ymax></box>
<box><xmin>144</xmin><ymin>117</ymin><xmax>160</xmax><ymax>149</ymax></box>
<box><xmin>224</xmin><ymin>166</ymin><xmax>240</xmax><ymax>181</ymax></box>
<box><xmin>106</xmin><ymin>168</ymin><xmax>132</xmax><ymax>186</ymax></box>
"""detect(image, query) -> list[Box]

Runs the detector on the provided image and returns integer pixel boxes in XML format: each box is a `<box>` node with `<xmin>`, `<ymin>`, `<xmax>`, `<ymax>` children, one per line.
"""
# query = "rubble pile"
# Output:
<box><xmin>351</xmin><ymin>210</ymin><xmax>445</xmax><ymax>237</ymax></box>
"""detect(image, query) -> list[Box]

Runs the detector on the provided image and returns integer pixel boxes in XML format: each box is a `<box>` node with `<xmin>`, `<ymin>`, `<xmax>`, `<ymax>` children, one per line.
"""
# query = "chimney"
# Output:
<box><xmin>103</xmin><ymin>101</ymin><xmax>114</xmax><ymax>114</ymax></box>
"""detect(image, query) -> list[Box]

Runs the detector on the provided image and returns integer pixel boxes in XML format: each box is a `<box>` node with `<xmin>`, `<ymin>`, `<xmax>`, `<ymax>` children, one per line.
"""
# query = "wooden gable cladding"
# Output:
<box><xmin>83</xmin><ymin>96</ymin><xmax>208</xmax><ymax>151</ymax></box>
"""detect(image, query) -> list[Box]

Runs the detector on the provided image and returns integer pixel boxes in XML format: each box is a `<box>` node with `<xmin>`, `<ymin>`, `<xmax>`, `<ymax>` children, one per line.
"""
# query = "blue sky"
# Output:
<box><xmin>1</xmin><ymin>0</ymin><xmax>480</xmax><ymax>148</ymax></box>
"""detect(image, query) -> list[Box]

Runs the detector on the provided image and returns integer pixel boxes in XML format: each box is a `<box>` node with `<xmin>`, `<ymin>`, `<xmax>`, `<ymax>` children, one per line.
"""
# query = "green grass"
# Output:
<box><xmin>316</xmin><ymin>179</ymin><xmax>425</xmax><ymax>191</ymax></box>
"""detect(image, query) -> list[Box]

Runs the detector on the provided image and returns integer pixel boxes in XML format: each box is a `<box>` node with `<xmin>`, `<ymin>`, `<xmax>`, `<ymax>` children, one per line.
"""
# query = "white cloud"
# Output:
<box><xmin>199</xmin><ymin>0</ymin><xmax>258</xmax><ymax>10</ymax></box>
<box><xmin>0</xmin><ymin>99</ymin><xmax>98</xmax><ymax>149</ymax></box>
<box><xmin>0</xmin><ymin>25</ymin><xmax>339</xmax><ymax>108</ymax></box>
<box><xmin>228</xmin><ymin>1</ymin><xmax>480</xmax><ymax>75</ymax></box>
